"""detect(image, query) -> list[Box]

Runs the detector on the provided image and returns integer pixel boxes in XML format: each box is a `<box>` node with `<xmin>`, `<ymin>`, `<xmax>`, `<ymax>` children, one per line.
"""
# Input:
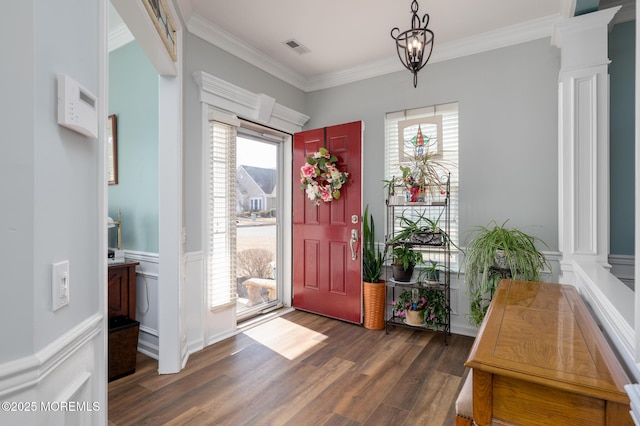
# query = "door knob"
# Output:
<box><xmin>350</xmin><ymin>229</ymin><xmax>359</xmax><ymax>261</ymax></box>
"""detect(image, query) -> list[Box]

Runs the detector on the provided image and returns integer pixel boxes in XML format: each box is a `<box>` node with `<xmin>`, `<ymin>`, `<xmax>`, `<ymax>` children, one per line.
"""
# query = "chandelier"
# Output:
<box><xmin>390</xmin><ymin>0</ymin><xmax>434</xmax><ymax>88</ymax></box>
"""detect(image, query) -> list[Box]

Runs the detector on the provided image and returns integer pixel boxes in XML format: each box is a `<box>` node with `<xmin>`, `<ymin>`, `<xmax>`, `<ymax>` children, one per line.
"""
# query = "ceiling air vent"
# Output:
<box><xmin>283</xmin><ymin>39</ymin><xmax>310</xmax><ymax>55</ymax></box>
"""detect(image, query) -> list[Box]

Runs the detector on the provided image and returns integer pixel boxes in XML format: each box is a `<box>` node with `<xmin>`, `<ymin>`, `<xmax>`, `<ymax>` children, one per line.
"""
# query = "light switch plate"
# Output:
<box><xmin>52</xmin><ymin>260</ymin><xmax>70</xmax><ymax>311</ymax></box>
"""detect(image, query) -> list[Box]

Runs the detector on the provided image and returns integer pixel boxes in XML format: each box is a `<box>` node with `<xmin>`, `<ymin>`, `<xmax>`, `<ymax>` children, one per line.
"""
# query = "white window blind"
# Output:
<box><xmin>385</xmin><ymin>102</ymin><xmax>460</xmax><ymax>265</ymax></box>
<box><xmin>207</xmin><ymin>121</ymin><xmax>238</xmax><ymax>310</ymax></box>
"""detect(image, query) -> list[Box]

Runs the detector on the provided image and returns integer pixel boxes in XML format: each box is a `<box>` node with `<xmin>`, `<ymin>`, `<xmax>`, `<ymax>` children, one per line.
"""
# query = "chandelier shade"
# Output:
<box><xmin>391</xmin><ymin>0</ymin><xmax>434</xmax><ymax>88</ymax></box>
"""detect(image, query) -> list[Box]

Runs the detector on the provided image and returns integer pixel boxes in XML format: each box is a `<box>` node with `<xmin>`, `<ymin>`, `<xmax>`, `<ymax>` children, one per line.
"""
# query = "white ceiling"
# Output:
<box><xmin>175</xmin><ymin>0</ymin><xmax>572</xmax><ymax>90</ymax></box>
<box><xmin>109</xmin><ymin>1</ymin><xmax>633</xmax><ymax>91</ymax></box>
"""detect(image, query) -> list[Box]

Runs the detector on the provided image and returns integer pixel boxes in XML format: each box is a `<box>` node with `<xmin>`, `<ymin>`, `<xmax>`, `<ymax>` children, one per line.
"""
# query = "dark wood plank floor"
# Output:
<box><xmin>108</xmin><ymin>309</ymin><xmax>474</xmax><ymax>426</ymax></box>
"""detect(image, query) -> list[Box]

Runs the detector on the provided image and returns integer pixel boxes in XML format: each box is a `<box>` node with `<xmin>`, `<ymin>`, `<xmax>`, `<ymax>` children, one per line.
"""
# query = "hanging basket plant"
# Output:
<box><xmin>300</xmin><ymin>147</ymin><xmax>349</xmax><ymax>205</ymax></box>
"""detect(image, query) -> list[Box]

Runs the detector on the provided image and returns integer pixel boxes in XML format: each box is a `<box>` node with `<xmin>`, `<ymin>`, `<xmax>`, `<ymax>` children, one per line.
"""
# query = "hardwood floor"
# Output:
<box><xmin>108</xmin><ymin>310</ymin><xmax>474</xmax><ymax>425</ymax></box>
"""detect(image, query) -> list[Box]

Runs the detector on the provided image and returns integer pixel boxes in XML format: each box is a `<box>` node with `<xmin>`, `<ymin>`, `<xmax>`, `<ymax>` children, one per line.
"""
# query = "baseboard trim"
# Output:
<box><xmin>137</xmin><ymin>336</ymin><xmax>159</xmax><ymax>361</ymax></box>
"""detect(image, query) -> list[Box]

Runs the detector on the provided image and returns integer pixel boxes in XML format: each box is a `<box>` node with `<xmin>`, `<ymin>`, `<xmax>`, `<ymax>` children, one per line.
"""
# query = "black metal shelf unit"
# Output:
<box><xmin>385</xmin><ymin>176</ymin><xmax>451</xmax><ymax>344</ymax></box>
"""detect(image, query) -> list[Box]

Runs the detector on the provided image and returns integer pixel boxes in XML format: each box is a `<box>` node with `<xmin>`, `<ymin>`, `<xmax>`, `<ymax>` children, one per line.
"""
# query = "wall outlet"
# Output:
<box><xmin>52</xmin><ymin>260</ymin><xmax>70</xmax><ymax>311</ymax></box>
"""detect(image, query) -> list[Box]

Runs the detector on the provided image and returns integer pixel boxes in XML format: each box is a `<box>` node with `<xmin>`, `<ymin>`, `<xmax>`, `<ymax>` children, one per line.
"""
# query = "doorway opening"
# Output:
<box><xmin>235</xmin><ymin>126</ymin><xmax>286</xmax><ymax>321</ymax></box>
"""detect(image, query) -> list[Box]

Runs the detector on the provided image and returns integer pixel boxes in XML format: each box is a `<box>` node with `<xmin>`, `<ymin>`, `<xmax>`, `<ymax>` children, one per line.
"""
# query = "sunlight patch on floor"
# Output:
<box><xmin>242</xmin><ymin>316</ymin><xmax>327</xmax><ymax>360</ymax></box>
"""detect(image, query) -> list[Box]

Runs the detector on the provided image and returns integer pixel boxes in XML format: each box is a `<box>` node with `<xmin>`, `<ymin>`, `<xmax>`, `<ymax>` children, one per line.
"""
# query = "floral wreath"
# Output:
<box><xmin>300</xmin><ymin>147</ymin><xmax>349</xmax><ymax>205</ymax></box>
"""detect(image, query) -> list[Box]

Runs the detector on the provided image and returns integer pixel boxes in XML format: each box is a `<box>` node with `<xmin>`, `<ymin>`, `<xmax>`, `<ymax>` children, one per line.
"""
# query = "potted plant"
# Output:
<box><xmin>362</xmin><ymin>205</ymin><xmax>386</xmax><ymax>330</ymax></box>
<box><xmin>391</xmin><ymin>287</ymin><xmax>448</xmax><ymax>328</ymax></box>
<box><xmin>388</xmin><ymin>208</ymin><xmax>458</xmax><ymax>249</ymax></box>
<box><xmin>418</xmin><ymin>259</ymin><xmax>444</xmax><ymax>283</ymax></box>
<box><xmin>463</xmin><ymin>220</ymin><xmax>550</xmax><ymax>326</ymax></box>
<box><xmin>390</xmin><ymin>244</ymin><xmax>422</xmax><ymax>282</ymax></box>
<box><xmin>402</xmin><ymin>140</ymin><xmax>451</xmax><ymax>198</ymax></box>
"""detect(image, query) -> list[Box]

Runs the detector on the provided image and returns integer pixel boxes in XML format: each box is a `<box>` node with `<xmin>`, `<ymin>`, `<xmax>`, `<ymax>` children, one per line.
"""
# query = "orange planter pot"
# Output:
<box><xmin>363</xmin><ymin>280</ymin><xmax>386</xmax><ymax>330</ymax></box>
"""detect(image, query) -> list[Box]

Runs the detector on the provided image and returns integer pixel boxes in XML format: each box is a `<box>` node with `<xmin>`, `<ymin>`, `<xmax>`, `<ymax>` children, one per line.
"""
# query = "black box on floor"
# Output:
<box><xmin>108</xmin><ymin>315</ymin><xmax>139</xmax><ymax>382</ymax></box>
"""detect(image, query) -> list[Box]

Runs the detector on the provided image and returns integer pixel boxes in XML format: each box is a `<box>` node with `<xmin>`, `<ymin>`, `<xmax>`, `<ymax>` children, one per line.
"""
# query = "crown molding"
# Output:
<box><xmin>186</xmin><ymin>13</ymin><xmax>308</xmax><ymax>91</ymax></box>
<box><xmin>431</xmin><ymin>14</ymin><xmax>562</xmax><ymax>64</ymax></box>
<box><xmin>304</xmin><ymin>14</ymin><xmax>564</xmax><ymax>92</ymax></box>
<box><xmin>108</xmin><ymin>22</ymin><xmax>134</xmax><ymax>52</ymax></box>
<box><xmin>188</xmin><ymin>12</ymin><xmax>565</xmax><ymax>92</ymax></box>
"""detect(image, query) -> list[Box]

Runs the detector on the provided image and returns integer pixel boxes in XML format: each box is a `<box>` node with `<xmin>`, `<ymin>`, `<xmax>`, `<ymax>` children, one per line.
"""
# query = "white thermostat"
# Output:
<box><xmin>57</xmin><ymin>74</ymin><xmax>98</xmax><ymax>138</ymax></box>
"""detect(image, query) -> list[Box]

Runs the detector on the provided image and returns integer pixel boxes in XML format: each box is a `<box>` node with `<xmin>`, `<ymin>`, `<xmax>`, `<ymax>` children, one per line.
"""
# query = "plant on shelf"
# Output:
<box><xmin>387</xmin><ymin>208</ymin><xmax>458</xmax><ymax>250</ymax></box>
<box><xmin>463</xmin><ymin>220</ymin><xmax>550</xmax><ymax>326</ymax></box>
<box><xmin>400</xmin><ymin>140</ymin><xmax>449</xmax><ymax>201</ymax></box>
<box><xmin>391</xmin><ymin>287</ymin><xmax>449</xmax><ymax>328</ymax></box>
<box><xmin>384</xmin><ymin>132</ymin><xmax>450</xmax><ymax>203</ymax></box>
<box><xmin>417</xmin><ymin>260</ymin><xmax>445</xmax><ymax>284</ymax></box>
<box><xmin>390</xmin><ymin>244</ymin><xmax>423</xmax><ymax>282</ymax></box>
<box><xmin>362</xmin><ymin>205</ymin><xmax>386</xmax><ymax>330</ymax></box>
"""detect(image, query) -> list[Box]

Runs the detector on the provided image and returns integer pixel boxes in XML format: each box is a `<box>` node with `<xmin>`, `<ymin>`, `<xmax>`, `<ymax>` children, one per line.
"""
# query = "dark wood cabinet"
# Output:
<box><xmin>108</xmin><ymin>261</ymin><xmax>139</xmax><ymax>320</ymax></box>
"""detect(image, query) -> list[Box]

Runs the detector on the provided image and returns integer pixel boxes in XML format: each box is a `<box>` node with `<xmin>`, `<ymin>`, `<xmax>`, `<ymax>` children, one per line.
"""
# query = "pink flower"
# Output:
<box><xmin>320</xmin><ymin>186</ymin><xmax>332</xmax><ymax>202</ymax></box>
<box><xmin>301</xmin><ymin>164</ymin><xmax>317</xmax><ymax>179</ymax></box>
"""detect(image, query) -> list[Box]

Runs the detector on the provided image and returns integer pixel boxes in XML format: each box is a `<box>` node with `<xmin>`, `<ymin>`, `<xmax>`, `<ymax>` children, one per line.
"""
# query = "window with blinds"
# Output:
<box><xmin>385</xmin><ymin>102</ymin><xmax>460</xmax><ymax>266</ymax></box>
<box><xmin>207</xmin><ymin>121</ymin><xmax>238</xmax><ymax>310</ymax></box>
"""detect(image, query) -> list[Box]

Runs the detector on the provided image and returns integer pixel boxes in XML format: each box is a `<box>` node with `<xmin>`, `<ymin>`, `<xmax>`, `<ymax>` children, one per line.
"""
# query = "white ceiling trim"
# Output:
<box><xmin>431</xmin><ymin>14</ymin><xmax>563</xmax><ymax>63</ymax></box>
<box><xmin>187</xmin><ymin>13</ymin><xmax>308</xmax><ymax>91</ymax></box>
<box><xmin>187</xmin><ymin>12</ymin><xmax>566</xmax><ymax>92</ymax></box>
<box><xmin>108</xmin><ymin>22</ymin><xmax>134</xmax><ymax>53</ymax></box>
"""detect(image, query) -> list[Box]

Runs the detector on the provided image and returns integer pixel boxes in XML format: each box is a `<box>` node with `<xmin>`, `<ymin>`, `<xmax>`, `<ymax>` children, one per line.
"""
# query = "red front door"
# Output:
<box><xmin>293</xmin><ymin>121</ymin><xmax>362</xmax><ymax>324</ymax></box>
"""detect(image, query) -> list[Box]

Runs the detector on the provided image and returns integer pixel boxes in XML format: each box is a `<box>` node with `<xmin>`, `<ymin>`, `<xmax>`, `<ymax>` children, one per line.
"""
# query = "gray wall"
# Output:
<box><xmin>1</xmin><ymin>0</ymin><xmax>102</xmax><ymax>360</ymax></box>
<box><xmin>109</xmin><ymin>41</ymin><xmax>159</xmax><ymax>253</ymax></box>
<box><xmin>609</xmin><ymin>21</ymin><xmax>635</xmax><ymax>256</ymax></box>
<box><xmin>182</xmin><ymin>33</ymin><xmax>307</xmax><ymax>252</ymax></box>
<box><xmin>305</xmin><ymin>38</ymin><xmax>560</xmax><ymax>250</ymax></box>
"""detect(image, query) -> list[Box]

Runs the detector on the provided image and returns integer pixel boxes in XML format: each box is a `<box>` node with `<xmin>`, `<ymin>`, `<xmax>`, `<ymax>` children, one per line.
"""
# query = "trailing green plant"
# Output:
<box><xmin>463</xmin><ymin>220</ymin><xmax>550</xmax><ymax>326</ymax></box>
<box><xmin>362</xmin><ymin>205</ymin><xmax>385</xmax><ymax>283</ymax></box>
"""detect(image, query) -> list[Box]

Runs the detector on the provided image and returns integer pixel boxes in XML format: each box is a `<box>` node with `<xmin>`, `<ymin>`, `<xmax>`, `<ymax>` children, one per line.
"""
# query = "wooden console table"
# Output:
<box><xmin>465</xmin><ymin>279</ymin><xmax>632</xmax><ymax>426</ymax></box>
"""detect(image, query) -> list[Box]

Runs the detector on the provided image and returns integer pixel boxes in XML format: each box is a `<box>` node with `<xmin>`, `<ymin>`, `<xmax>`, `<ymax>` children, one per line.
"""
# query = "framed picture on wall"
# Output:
<box><xmin>107</xmin><ymin>114</ymin><xmax>118</xmax><ymax>185</ymax></box>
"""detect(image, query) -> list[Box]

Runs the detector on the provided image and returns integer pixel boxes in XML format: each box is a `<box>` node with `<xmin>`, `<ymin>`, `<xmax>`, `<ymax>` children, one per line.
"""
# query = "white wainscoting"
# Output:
<box><xmin>184</xmin><ymin>251</ymin><xmax>205</xmax><ymax>355</ymax></box>
<box><xmin>609</xmin><ymin>254</ymin><xmax>635</xmax><ymax>291</ymax></box>
<box><xmin>124</xmin><ymin>251</ymin><xmax>159</xmax><ymax>360</ymax></box>
<box><xmin>0</xmin><ymin>314</ymin><xmax>105</xmax><ymax>424</ymax></box>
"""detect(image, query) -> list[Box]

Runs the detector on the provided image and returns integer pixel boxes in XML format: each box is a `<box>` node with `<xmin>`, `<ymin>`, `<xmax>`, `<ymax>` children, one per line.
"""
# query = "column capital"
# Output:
<box><xmin>552</xmin><ymin>7</ymin><xmax>620</xmax><ymax>71</ymax></box>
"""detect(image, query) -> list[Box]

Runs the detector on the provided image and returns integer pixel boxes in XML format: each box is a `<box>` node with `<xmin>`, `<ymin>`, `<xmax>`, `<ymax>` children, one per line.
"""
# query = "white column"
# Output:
<box><xmin>553</xmin><ymin>7</ymin><xmax>620</xmax><ymax>285</ymax></box>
